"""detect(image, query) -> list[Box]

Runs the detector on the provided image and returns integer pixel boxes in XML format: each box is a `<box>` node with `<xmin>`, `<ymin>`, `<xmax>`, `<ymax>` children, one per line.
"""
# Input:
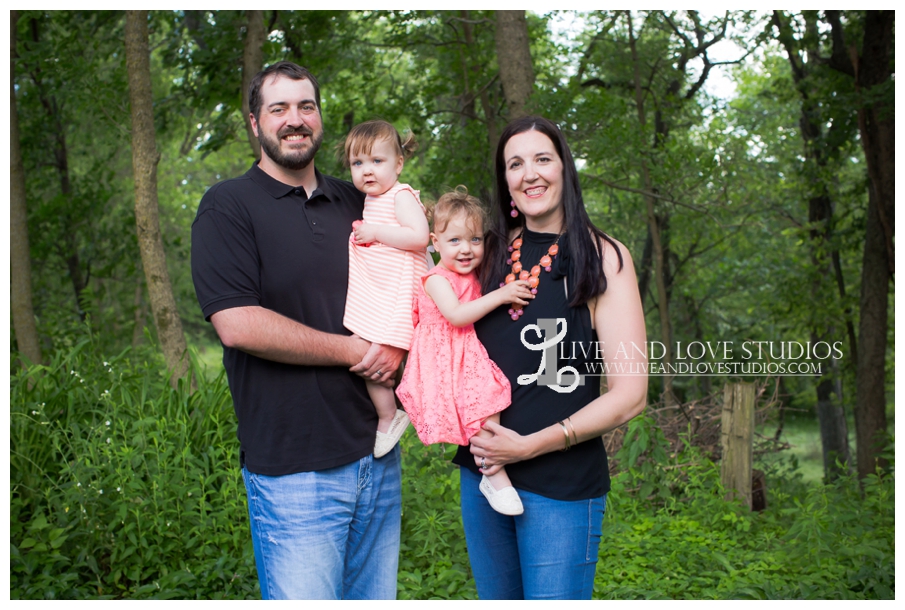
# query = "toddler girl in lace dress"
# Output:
<box><xmin>343</xmin><ymin>120</ymin><xmax>431</xmax><ymax>458</ymax></box>
<box><xmin>396</xmin><ymin>187</ymin><xmax>532</xmax><ymax>515</ymax></box>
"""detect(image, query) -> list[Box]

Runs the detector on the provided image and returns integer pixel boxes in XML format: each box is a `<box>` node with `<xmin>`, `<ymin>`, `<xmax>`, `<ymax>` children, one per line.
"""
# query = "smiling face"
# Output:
<box><xmin>349</xmin><ymin>137</ymin><xmax>403</xmax><ymax>196</ymax></box>
<box><xmin>431</xmin><ymin>212</ymin><xmax>485</xmax><ymax>275</ymax></box>
<box><xmin>251</xmin><ymin>75</ymin><xmax>324</xmax><ymax>172</ymax></box>
<box><xmin>504</xmin><ymin>129</ymin><xmax>565</xmax><ymax>233</ymax></box>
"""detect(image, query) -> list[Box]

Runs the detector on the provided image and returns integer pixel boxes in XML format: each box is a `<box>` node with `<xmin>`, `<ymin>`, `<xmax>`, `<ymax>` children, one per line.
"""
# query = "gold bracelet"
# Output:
<box><xmin>558</xmin><ymin>420</ymin><xmax>571</xmax><ymax>451</ymax></box>
<box><xmin>566</xmin><ymin>417</ymin><xmax>578</xmax><ymax>446</ymax></box>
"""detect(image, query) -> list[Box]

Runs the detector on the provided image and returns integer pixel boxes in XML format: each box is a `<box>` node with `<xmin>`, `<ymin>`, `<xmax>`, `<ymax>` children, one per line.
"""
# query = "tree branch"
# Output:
<box><xmin>585</xmin><ymin>174</ymin><xmax>723</xmax><ymax>223</ymax></box>
<box><xmin>824</xmin><ymin>10</ymin><xmax>855</xmax><ymax>77</ymax></box>
<box><xmin>771</xmin><ymin>11</ymin><xmax>806</xmax><ymax>84</ymax></box>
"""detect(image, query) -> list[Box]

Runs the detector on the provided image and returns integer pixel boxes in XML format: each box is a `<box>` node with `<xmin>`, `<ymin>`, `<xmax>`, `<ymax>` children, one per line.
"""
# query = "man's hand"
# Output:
<box><xmin>351</xmin><ymin>343</ymin><xmax>405</xmax><ymax>387</ymax></box>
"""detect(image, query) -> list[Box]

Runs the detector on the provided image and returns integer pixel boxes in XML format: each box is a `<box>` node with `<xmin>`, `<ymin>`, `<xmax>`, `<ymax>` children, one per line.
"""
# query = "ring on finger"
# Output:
<box><xmin>481</xmin><ymin>457</ymin><xmax>486</xmax><ymax>470</ymax></box>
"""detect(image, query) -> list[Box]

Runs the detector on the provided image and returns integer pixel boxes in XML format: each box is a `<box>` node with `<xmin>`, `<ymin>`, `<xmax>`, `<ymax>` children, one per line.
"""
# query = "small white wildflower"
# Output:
<box><xmin>103</xmin><ymin>361</ymin><xmax>109</xmax><ymax>366</ymax></box>
<box><xmin>77</xmin><ymin>482</ymin><xmax>81</xmax><ymax>487</ymax></box>
<box><xmin>32</xmin><ymin>410</ymin><xmax>38</xmax><ymax>415</ymax></box>
<box><xmin>187</xmin><ymin>492</ymin><xmax>192</xmax><ymax>497</ymax></box>
<box><xmin>117</xmin><ymin>487</ymin><xmax>121</xmax><ymax>492</ymax></box>
<box><xmin>99</xmin><ymin>489</ymin><xmax>104</xmax><ymax>494</ymax></box>
<box><xmin>167</xmin><ymin>522</ymin><xmax>171</xmax><ymax>527</ymax></box>
<box><xmin>106</xmin><ymin>438</ymin><xmax>111</xmax><ymax>444</ymax></box>
<box><xmin>106</xmin><ymin>420</ymin><xmax>111</xmax><ymax>426</ymax></box>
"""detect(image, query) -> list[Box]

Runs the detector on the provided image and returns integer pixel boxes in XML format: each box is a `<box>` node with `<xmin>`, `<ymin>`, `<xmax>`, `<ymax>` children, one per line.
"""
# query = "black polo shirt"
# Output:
<box><xmin>191</xmin><ymin>163</ymin><xmax>373</xmax><ymax>475</ymax></box>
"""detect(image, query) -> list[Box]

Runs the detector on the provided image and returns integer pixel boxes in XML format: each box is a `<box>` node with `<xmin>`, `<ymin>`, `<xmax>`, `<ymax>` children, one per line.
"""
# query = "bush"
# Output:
<box><xmin>595</xmin><ymin>415</ymin><xmax>895</xmax><ymax>599</ymax></box>
<box><xmin>10</xmin><ymin>336</ymin><xmax>894</xmax><ymax>599</ymax></box>
<box><xmin>397</xmin><ymin>439</ymin><xmax>476</xmax><ymax>600</ymax></box>
<box><xmin>10</xmin><ymin>333</ymin><xmax>257</xmax><ymax>599</ymax></box>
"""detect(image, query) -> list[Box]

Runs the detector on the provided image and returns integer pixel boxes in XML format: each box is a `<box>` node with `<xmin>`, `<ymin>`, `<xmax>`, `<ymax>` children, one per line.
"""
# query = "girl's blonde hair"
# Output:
<box><xmin>341</xmin><ymin>120</ymin><xmax>417</xmax><ymax>167</ymax></box>
<box><xmin>429</xmin><ymin>186</ymin><xmax>487</xmax><ymax>235</ymax></box>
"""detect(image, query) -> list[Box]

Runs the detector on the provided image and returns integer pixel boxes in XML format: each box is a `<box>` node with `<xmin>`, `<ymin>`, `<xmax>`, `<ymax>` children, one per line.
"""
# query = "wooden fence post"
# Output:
<box><xmin>720</xmin><ymin>381</ymin><xmax>755</xmax><ymax>509</ymax></box>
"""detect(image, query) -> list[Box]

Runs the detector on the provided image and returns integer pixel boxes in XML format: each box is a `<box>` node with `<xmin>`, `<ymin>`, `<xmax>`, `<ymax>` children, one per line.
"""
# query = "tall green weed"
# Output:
<box><xmin>398</xmin><ymin>439</ymin><xmax>476</xmax><ymax>599</ymax></box>
<box><xmin>596</xmin><ymin>415</ymin><xmax>895</xmax><ymax>599</ymax></box>
<box><xmin>10</xmin><ymin>337</ymin><xmax>894</xmax><ymax>599</ymax></box>
<box><xmin>10</xmin><ymin>333</ymin><xmax>257</xmax><ymax>599</ymax></box>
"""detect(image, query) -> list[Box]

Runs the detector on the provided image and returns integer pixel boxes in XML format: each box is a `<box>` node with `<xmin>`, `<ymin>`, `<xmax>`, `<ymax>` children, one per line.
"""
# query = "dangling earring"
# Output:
<box><xmin>510</xmin><ymin>200</ymin><xmax>519</xmax><ymax>218</ymax></box>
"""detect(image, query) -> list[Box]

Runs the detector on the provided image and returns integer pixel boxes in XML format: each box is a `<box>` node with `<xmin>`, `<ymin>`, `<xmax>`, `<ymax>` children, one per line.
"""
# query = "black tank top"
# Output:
<box><xmin>453</xmin><ymin>229</ymin><xmax>610</xmax><ymax>500</ymax></box>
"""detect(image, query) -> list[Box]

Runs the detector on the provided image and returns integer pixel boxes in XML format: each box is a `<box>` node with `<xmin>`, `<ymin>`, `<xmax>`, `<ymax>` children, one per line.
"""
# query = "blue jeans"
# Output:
<box><xmin>242</xmin><ymin>447</ymin><xmax>401</xmax><ymax>599</ymax></box>
<box><xmin>459</xmin><ymin>467</ymin><xmax>606</xmax><ymax>599</ymax></box>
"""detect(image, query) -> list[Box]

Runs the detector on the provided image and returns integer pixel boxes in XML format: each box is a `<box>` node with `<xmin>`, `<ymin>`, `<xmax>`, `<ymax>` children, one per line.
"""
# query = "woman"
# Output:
<box><xmin>453</xmin><ymin>116</ymin><xmax>648</xmax><ymax>599</ymax></box>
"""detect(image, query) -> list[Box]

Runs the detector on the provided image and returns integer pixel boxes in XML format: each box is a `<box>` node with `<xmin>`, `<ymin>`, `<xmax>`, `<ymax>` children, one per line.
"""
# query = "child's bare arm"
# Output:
<box><xmin>352</xmin><ymin>189</ymin><xmax>429</xmax><ymax>251</ymax></box>
<box><xmin>425</xmin><ymin>275</ymin><xmax>533</xmax><ymax>328</ymax></box>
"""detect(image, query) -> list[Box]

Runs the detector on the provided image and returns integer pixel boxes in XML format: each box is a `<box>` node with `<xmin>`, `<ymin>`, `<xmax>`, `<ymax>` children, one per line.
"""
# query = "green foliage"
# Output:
<box><xmin>597</xmin><ymin>422</ymin><xmax>895</xmax><ymax>599</ymax></box>
<box><xmin>398</xmin><ymin>439</ymin><xmax>476</xmax><ymax>600</ymax></box>
<box><xmin>11</xmin><ymin>337</ymin><xmax>894</xmax><ymax>599</ymax></box>
<box><xmin>10</xmin><ymin>332</ymin><xmax>258</xmax><ymax>599</ymax></box>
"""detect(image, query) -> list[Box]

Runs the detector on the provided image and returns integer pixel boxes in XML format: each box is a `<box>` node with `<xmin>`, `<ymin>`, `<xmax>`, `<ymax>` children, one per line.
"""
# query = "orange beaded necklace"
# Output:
<box><xmin>503</xmin><ymin>231</ymin><xmax>563</xmax><ymax>320</ymax></box>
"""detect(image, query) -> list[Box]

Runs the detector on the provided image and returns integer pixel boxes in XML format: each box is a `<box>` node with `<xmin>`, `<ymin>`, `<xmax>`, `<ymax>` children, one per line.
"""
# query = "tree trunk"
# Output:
<box><xmin>805</xmin><ymin>203</ymin><xmax>851</xmax><ymax>482</ymax></box>
<box><xmin>627</xmin><ymin>13</ymin><xmax>675</xmax><ymax>405</ymax></box>
<box><xmin>774</xmin><ymin>10</ymin><xmax>854</xmax><ymax>479</ymax></box>
<box><xmin>125</xmin><ymin>10</ymin><xmax>191</xmax><ymax>389</ymax></box>
<box><xmin>813</xmin><ymin>334</ymin><xmax>851</xmax><ymax>480</ymax></box>
<box><xmin>131</xmin><ymin>275</ymin><xmax>147</xmax><ymax>348</ymax></box>
<box><xmin>495</xmin><ymin>10</ymin><xmax>534</xmax><ymax>120</ymax></box>
<box><xmin>242</xmin><ymin>10</ymin><xmax>265</xmax><ymax>160</ymax></box>
<box><xmin>852</xmin><ymin>11</ymin><xmax>893</xmax><ymax>479</ymax></box>
<box><xmin>637</xmin><ymin>226</ymin><xmax>653</xmax><ymax>308</ymax></box>
<box><xmin>459</xmin><ymin>10</ymin><xmax>499</xmax><ymax>202</ymax></box>
<box><xmin>854</xmin><ymin>187</ymin><xmax>890</xmax><ymax>478</ymax></box>
<box><xmin>26</xmin><ymin>15</ymin><xmax>87</xmax><ymax>320</ymax></box>
<box><xmin>856</xmin><ymin>12</ymin><xmax>895</xmax><ymax>276</ymax></box>
<box><xmin>10</xmin><ymin>9</ymin><xmax>43</xmax><ymax>367</ymax></box>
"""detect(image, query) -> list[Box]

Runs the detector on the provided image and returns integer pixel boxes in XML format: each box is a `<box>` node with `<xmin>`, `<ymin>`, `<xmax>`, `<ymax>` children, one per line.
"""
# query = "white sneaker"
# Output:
<box><xmin>374</xmin><ymin>410</ymin><xmax>410</xmax><ymax>458</ymax></box>
<box><xmin>479</xmin><ymin>475</ymin><xmax>524</xmax><ymax>516</ymax></box>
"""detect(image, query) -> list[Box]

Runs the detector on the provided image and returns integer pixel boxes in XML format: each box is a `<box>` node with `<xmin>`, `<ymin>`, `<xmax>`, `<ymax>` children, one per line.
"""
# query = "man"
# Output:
<box><xmin>191</xmin><ymin>61</ymin><xmax>405</xmax><ymax>600</ymax></box>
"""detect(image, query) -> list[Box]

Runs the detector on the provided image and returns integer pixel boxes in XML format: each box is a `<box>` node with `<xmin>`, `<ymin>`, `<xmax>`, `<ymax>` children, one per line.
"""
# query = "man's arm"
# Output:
<box><xmin>212</xmin><ymin>305</ymin><xmax>368</xmax><ymax>367</ymax></box>
<box><xmin>212</xmin><ymin>305</ymin><xmax>404</xmax><ymax>385</ymax></box>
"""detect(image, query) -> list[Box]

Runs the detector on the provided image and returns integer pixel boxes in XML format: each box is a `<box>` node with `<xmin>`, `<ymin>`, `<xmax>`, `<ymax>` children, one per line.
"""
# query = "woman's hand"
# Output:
<box><xmin>469</xmin><ymin>420</ymin><xmax>535</xmax><ymax>476</ymax></box>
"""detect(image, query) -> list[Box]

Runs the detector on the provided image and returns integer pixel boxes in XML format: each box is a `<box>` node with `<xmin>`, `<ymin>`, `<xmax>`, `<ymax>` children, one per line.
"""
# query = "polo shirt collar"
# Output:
<box><xmin>246</xmin><ymin>162</ymin><xmax>336</xmax><ymax>202</ymax></box>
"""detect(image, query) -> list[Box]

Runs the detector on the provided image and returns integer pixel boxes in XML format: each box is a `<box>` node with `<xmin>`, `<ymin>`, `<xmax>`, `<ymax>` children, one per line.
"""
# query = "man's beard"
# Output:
<box><xmin>259</xmin><ymin>125</ymin><xmax>324</xmax><ymax>171</ymax></box>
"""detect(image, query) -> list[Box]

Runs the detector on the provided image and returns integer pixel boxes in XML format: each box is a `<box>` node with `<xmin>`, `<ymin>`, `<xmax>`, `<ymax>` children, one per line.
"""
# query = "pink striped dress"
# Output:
<box><xmin>344</xmin><ymin>182</ymin><xmax>430</xmax><ymax>350</ymax></box>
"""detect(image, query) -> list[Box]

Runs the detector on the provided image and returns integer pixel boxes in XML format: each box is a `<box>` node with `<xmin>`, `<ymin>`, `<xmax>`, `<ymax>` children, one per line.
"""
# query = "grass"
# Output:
<box><xmin>11</xmin><ymin>339</ymin><xmax>894</xmax><ymax>599</ymax></box>
<box><xmin>12</xmin><ymin>310</ymin><xmax>893</xmax><ymax>599</ymax></box>
<box><xmin>756</xmin><ymin>409</ymin><xmax>865</xmax><ymax>485</ymax></box>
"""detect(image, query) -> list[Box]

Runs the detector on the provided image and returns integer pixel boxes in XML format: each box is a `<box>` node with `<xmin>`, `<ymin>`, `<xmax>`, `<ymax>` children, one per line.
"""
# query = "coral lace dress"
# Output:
<box><xmin>396</xmin><ymin>265</ymin><xmax>511</xmax><ymax>445</ymax></box>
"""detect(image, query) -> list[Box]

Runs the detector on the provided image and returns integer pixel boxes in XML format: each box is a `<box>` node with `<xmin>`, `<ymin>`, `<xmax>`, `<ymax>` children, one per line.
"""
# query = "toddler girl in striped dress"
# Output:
<box><xmin>342</xmin><ymin>120</ymin><xmax>431</xmax><ymax>458</ymax></box>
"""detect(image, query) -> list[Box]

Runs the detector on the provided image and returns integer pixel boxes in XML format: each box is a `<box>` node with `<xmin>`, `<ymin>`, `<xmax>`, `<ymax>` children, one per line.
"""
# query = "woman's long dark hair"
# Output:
<box><xmin>480</xmin><ymin>116</ymin><xmax>623</xmax><ymax>306</ymax></box>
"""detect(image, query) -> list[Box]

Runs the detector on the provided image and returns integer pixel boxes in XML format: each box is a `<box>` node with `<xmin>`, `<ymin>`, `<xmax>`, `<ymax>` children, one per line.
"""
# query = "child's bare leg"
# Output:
<box><xmin>367</xmin><ymin>381</ymin><xmax>398</xmax><ymax>433</ymax></box>
<box><xmin>478</xmin><ymin>413</ymin><xmax>514</xmax><ymax>491</ymax></box>
<box><xmin>370</xmin><ymin>381</ymin><xmax>410</xmax><ymax>458</ymax></box>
